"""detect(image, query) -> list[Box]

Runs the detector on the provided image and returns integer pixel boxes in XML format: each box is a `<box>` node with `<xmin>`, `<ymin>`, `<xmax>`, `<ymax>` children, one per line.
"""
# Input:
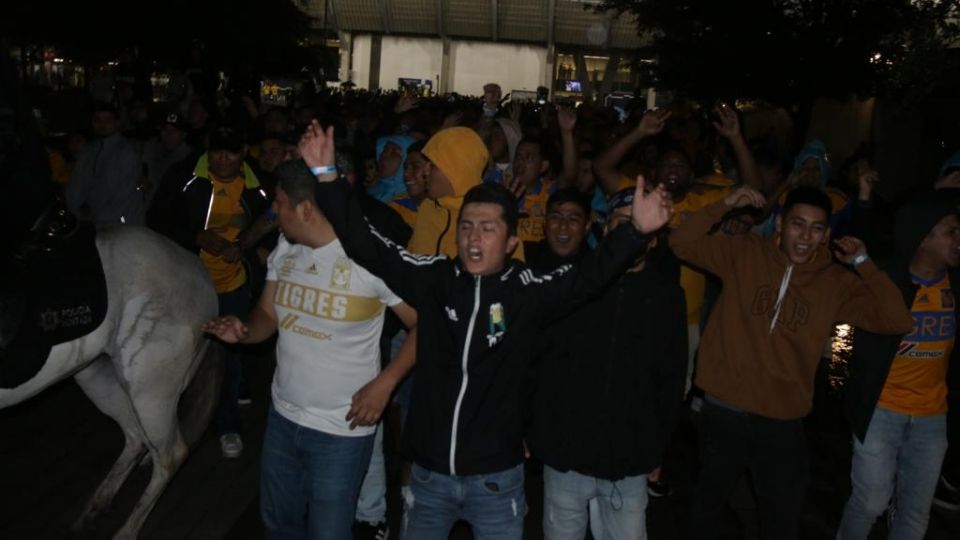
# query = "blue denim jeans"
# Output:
<box><xmin>543</xmin><ymin>465</ymin><xmax>648</xmax><ymax>540</ymax></box>
<box><xmin>355</xmin><ymin>423</ymin><xmax>386</xmax><ymax>524</ymax></box>
<box><xmin>838</xmin><ymin>407</ymin><xmax>948</xmax><ymax>540</ymax></box>
<box><xmin>214</xmin><ymin>282</ymin><xmax>251</xmax><ymax>434</ymax></box>
<box><xmin>401</xmin><ymin>463</ymin><xmax>526</xmax><ymax>540</ymax></box>
<box><xmin>260</xmin><ymin>406</ymin><xmax>375</xmax><ymax>540</ymax></box>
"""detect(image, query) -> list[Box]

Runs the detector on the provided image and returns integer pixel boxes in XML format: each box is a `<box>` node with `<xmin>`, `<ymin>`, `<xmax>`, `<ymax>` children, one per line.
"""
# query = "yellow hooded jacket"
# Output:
<box><xmin>408</xmin><ymin>127</ymin><xmax>525</xmax><ymax>261</ymax></box>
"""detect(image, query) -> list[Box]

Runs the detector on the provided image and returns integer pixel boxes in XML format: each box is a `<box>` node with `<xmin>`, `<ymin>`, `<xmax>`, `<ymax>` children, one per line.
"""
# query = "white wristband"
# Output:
<box><xmin>851</xmin><ymin>253</ymin><xmax>869</xmax><ymax>267</ymax></box>
<box><xmin>309</xmin><ymin>165</ymin><xmax>337</xmax><ymax>176</ymax></box>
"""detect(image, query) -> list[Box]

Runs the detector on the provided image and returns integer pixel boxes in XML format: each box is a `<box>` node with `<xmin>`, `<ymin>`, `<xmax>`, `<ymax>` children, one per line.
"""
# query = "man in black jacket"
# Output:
<box><xmin>840</xmin><ymin>192</ymin><xmax>960</xmax><ymax>538</ymax></box>
<box><xmin>299</xmin><ymin>120</ymin><xmax>673</xmax><ymax>540</ymax></box>
<box><xmin>529</xmin><ymin>188</ymin><xmax>687</xmax><ymax>540</ymax></box>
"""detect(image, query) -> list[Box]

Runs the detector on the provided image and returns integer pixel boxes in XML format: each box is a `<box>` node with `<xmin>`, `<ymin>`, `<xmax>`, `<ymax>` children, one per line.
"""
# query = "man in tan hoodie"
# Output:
<box><xmin>669</xmin><ymin>185</ymin><xmax>913</xmax><ymax>539</ymax></box>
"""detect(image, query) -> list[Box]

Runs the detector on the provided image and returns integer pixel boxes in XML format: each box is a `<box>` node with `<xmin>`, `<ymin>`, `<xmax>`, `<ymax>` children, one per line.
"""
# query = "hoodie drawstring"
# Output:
<box><xmin>769</xmin><ymin>264</ymin><xmax>794</xmax><ymax>334</ymax></box>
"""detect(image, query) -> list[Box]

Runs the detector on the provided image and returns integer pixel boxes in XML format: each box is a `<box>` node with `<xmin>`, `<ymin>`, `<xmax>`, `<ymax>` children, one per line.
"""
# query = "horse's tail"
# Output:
<box><xmin>177</xmin><ymin>340</ymin><xmax>222</xmax><ymax>447</ymax></box>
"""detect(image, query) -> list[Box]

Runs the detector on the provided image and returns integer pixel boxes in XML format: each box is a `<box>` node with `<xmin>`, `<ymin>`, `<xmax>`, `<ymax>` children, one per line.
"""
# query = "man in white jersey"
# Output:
<box><xmin>204</xmin><ymin>159</ymin><xmax>417</xmax><ymax>540</ymax></box>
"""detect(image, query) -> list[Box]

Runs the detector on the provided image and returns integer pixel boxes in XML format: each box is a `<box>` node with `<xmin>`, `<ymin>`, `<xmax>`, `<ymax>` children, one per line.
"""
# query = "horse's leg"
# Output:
<box><xmin>109</xmin><ymin>326</ymin><xmax>197</xmax><ymax>540</ymax></box>
<box><xmin>70</xmin><ymin>356</ymin><xmax>148</xmax><ymax>532</ymax></box>
<box><xmin>109</xmin><ymin>384</ymin><xmax>189</xmax><ymax>540</ymax></box>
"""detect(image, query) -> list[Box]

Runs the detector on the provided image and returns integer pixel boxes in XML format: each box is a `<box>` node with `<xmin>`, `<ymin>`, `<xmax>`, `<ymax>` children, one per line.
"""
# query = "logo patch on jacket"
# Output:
<box><xmin>445</xmin><ymin>306</ymin><xmax>459</xmax><ymax>322</ymax></box>
<box><xmin>487</xmin><ymin>302</ymin><xmax>506</xmax><ymax>346</ymax></box>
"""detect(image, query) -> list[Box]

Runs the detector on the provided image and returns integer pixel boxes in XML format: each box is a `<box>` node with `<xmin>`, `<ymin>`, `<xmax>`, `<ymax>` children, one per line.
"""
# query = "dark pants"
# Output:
<box><xmin>688</xmin><ymin>399</ymin><xmax>809</xmax><ymax>540</ymax></box>
<box><xmin>214</xmin><ymin>281</ymin><xmax>251</xmax><ymax>435</ymax></box>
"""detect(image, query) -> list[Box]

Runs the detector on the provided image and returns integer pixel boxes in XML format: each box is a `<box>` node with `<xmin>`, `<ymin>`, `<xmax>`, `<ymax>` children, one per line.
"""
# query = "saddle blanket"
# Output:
<box><xmin>0</xmin><ymin>223</ymin><xmax>107</xmax><ymax>388</ymax></box>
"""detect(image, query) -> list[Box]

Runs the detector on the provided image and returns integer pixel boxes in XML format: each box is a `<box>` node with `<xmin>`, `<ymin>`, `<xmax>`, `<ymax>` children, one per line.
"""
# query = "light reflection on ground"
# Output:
<box><xmin>828</xmin><ymin>323</ymin><xmax>853</xmax><ymax>391</ymax></box>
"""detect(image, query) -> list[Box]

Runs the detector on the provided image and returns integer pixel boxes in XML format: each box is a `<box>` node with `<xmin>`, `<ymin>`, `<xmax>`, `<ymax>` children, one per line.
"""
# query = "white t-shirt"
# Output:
<box><xmin>266</xmin><ymin>235</ymin><xmax>402</xmax><ymax>436</ymax></box>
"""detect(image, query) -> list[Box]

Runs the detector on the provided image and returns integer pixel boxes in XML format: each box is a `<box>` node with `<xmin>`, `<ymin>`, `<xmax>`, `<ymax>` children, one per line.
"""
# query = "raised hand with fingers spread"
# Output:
<box><xmin>631</xmin><ymin>175</ymin><xmax>674</xmax><ymax>235</ymax></box>
<box><xmin>636</xmin><ymin>109</ymin><xmax>672</xmax><ymax>138</ymax></box>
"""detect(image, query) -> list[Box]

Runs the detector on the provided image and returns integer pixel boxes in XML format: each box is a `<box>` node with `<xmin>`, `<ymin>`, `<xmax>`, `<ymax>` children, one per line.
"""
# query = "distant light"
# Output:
<box><xmin>53</xmin><ymin>57</ymin><xmax>65</xmax><ymax>63</ymax></box>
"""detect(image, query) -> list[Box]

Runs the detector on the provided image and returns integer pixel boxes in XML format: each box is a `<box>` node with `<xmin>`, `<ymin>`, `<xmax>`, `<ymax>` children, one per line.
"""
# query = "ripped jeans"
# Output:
<box><xmin>543</xmin><ymin>465</ymin><xmax>648</xmax><ymax>540</ymax></box>
<box><xmin>401</xmin><ymin>463</ymin><xmax>526</xmax><ymax>540</ymax></box>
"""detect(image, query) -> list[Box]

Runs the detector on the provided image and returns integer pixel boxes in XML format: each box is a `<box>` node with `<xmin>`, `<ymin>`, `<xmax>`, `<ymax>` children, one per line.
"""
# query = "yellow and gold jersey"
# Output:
<box><xmin>879</xmin><ymin>273</ymin><xmax>955</xmax><ymax>416</ymax></box>
<box><xmin>199</xmin><ymin>176</ymin><xmax>247</xmax><ymax>293</ymax></box>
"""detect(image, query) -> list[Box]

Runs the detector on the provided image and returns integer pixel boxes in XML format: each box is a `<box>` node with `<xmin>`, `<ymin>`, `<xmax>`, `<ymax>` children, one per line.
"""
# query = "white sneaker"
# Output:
<box><xmin>220</xmin><ymin>433</ymin><xmax>243</xmax><ymax>458</ymax></box>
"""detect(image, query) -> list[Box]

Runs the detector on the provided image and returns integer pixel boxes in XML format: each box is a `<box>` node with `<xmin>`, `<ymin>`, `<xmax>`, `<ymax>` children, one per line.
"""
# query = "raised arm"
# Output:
<box><xmin>833</xmin><ymin>237</ymin><xmax>914</xmax><ymax>335</ymax></box>
<box><xmin>530</xmin><ymin>177</ymin><xmax>672</xmax><ymax>317</ymax></box>
<box><xmin>557</xmin><ymin>106</ymin><xmax>578</xmax><ymax>189</ymax></box>
<box><xmin>713</xmin><ymin>104</ymin><xmax>761</xmax><ymax>191</ymax></box>
<box><xmin>669</xmin><ymin>186</ymin><xmax>764</xmax><ymax>276</ymax></box>
<box><xmin>593</xmin><ymin>109</ymin><xmax>670</xmax><ymax>195</ymax></box>
<box><xmin>300</xmin><ymin>121</ymin><xmax>440</xmax><ymax>308</ymax></box>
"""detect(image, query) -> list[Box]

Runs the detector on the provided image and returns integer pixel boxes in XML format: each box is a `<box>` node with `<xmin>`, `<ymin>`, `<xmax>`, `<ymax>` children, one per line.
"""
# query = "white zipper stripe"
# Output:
<box><xmin>449</xmin><ymin>276</ymin><xmax>481</xmax><ymax>475</ymax></box>
<box><xmin>203</xmin><ymin>190</ymin><xmax>215</xmax><ymax>230</ymax></box>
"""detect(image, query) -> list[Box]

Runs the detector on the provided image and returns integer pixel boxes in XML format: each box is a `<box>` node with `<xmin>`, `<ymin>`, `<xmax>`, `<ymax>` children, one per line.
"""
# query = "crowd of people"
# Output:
<box><xmin>51</xmin><ymin>76</ymin><xmax>960</xmax><ymax>540</ymax></box>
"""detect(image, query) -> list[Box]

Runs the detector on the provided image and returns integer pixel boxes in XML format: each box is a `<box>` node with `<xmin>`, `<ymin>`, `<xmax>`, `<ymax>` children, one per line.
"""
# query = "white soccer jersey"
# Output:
<box><xmin>266</xmin><ymin>235</ymin><xmax>401</xmax><ymax>436</ymax></box>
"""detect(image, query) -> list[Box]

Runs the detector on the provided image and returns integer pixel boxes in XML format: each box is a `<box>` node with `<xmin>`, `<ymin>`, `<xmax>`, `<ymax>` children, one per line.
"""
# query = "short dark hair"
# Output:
<box><xmin>547</xmin><ymin>188</ymin><xmax>591</xmax><ymax>217</ymax></box>
<box><xmin>461</xmin><ymin>182</ymin><xmax>519</xmax><ymax>236</ymax></box>
<box><xmin>655</xmin><ymin>141</ymin><xmax>694</xmax><ymax>167</ymax></box>
<box><xmin>517</xmin><ymin>137</ymin><xmax>557</xmax><ymax>176</ymax></box>
<box><xmin>91</xmin><ymin>101</ymin><xmax>118</xmax><ymax>117</ymax></box>
<box><xmin>782</xmin><ymin>186</ymin><xmax>832</xmax><ymax>221</ymax></box>
<box><xmin>275</xmin><ymin>159</ymin><xmax>318</xmax><ymax>206</ymax></box>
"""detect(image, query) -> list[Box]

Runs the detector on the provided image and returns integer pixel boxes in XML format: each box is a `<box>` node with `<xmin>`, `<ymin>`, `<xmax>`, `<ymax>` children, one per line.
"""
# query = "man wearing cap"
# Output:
<box><xmin>156</xmin><ymin>125</ymin><xmax>270</xmax><ymax>458</ymax></box>
<box><xmin>839</xmin><ymin>191</ymin><xmax>960</xmax><ymax>538</ymax></box>
<box><xmin>141</xmin><ymin>112</ymin><xmax>192</xmax><ymax>205</ymax></box>
<box><xmin>66</xmin><ymin>102</ymin><xmax>145</xmax><ymax>227</ymax></box>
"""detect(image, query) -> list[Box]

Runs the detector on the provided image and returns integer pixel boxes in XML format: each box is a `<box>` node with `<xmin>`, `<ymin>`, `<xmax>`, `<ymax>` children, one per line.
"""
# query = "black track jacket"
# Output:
<box><xmin>315</xmin><ymin>178</ymin><xmax>650</xmax><ymax>476</ymax></box>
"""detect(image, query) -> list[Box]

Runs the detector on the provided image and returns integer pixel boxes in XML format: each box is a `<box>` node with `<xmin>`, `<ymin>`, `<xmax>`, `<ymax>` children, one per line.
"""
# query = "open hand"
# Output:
<box><xmin>724</xmin><ymin>186</ymin><xmax>766</xmax><ymax>209</ymax></box>
<box><xmin>636</xmin><ymin>109</ymin><xmax>672</xmax><ymax>138</ymax></box>
<box><xmin>298</xmin><ymin>120</ymin><xmax>336</xmax><ymax>177</ymax></box>
<box><xmin>202</xmin><ymin>315</ymin><xmax>248</xmax><ymax>344</ymax></box>
<box><xmin>631</xmin><ymin>175</ymin><xmax>673</xmax><ymax>234</ymax></box>
<box><xmin>394</xmin><ymin>93</ymin><xmax>419</xmax><ymax>114</ymax></box>
<box><xmin>712</xmin><ymin>103</ymin><xmax>741</xmax><ymax>140</ymax></box>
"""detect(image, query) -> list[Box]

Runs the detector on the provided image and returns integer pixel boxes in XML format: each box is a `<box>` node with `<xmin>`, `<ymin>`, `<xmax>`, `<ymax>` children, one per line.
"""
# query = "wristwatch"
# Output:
<box><xmin>850</xmin><ymin>253</ymin><xmax>870</xmax><ymax>267</ymax></box>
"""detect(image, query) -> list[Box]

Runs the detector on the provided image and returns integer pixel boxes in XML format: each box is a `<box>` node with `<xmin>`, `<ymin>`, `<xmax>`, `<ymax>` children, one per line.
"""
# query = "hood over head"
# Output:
<box><xmin>894</xmin><ymin>191</ymin><xmax>960</xmax><ymax>262</ymax></box>
<box><xmin>793</xmin><ymin>139</ymin><xmax>830</xmax><ymax>187</ymax></box>
<box><xmin>423</xmin><ymin>127</ymin><xmax>489</xmax><ymax>200</ymax></box>
<box><xmin>368</xmin><ymin>133</ymin><xmax>417</xmax><ymax>203</ymax></box>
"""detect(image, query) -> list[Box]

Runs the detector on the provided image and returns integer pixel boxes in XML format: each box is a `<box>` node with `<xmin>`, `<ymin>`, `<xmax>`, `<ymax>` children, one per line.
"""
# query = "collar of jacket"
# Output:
<box><xmin>192</xmin><ymin>153</ymin><xmax>261</xmax><ymax>190</ymax></box>
<box><xmin>451</xmin><ymin>259</ymin><xmax>521</xmax><ymax>284</ymax></box>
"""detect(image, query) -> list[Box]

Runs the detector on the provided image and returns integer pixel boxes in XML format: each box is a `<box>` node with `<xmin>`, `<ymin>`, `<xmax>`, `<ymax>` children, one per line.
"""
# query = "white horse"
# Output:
<box><xmin>0</xmin><ymin>225</ymin><xmax>219</xmax><ymax>539</ymax></box>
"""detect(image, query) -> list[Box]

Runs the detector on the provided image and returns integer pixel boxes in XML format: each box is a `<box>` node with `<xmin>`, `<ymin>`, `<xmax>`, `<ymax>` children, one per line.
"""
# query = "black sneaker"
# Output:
<box><xmin>933</xmin><ymin>476</ymin><xmax>960</xmax><ymax>511</ymax></box>
<box><xmin>647</xmin><ymin>478</ymin><xmax>670</xmax><ymax>498</ymax></box>
<box><xmin>354</xmin><ymin>520</ymin><xmax>389</xmax><ymax>540</ymax></box>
